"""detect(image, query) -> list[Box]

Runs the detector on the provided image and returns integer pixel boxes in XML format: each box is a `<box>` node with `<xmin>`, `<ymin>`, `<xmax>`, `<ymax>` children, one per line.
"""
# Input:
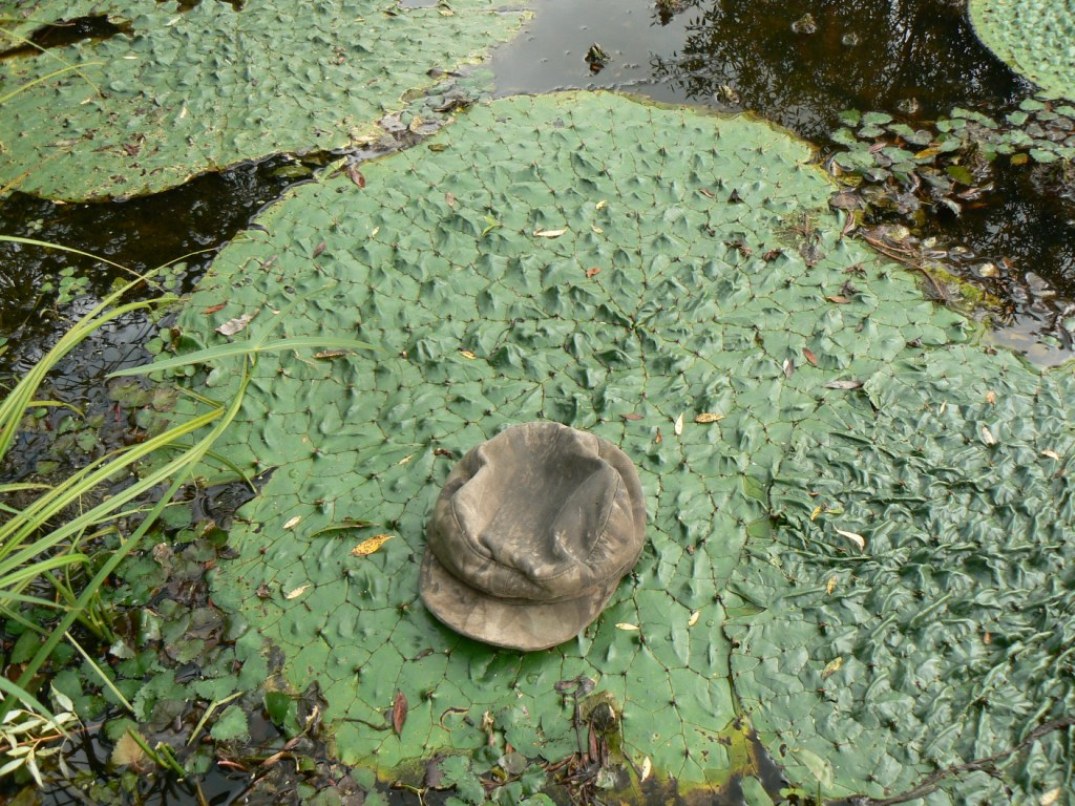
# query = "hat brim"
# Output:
<box><xmin>420</xmin><ymin>547</ymin><xmax>621</xmax><ymax>652</ymax></box>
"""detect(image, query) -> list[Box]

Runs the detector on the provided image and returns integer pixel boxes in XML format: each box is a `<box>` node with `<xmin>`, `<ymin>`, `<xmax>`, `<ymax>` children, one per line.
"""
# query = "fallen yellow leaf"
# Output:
<box><xmin>694</xmin><ymin>412</ymin><xmax>724</xmax><ymax>424</ymax></box>
<box><xmin>284</xmin><ymin>584</ymin><xmax>310</xmax><ymax>600</ymax></box>
<box><xmin>283</xmin><ymin>515</ymin><xmax>302</xmax><ymax>530</ymax></box>
<box><xmin>821</xmin><ymin>656</ymin><xmax>844</xmax><ymax>679</ymax></box>
<box><xmin>352</xmin><ymin>534</ymin><xmax>394</xmax><ymax>557</ymax></box>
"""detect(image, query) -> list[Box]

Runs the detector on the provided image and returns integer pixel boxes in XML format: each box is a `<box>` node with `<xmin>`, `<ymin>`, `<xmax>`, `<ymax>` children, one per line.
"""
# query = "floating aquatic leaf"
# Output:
<box><xmin>352</xmin><ymin>534</ymin><xmax>394</xmax><ymax>557</ymax></box>
<box><xmin>110</xmin><ymin>731</ymin><xmax>147</xmax><ymax>768</ymax></box>
<box><xmin>969</xmin><ymin>0</ymin><xmax>1075</xmax><ymax>99</ymax></box>
<box><xmin>0</xmin><ymin>0</ymin><xmax>529</xmax><ymax>199</ymax></box>
<box><xmin>165</xmin><ymin>92</ymin><xmax>1074</xmax><ymax>801</ymax></box>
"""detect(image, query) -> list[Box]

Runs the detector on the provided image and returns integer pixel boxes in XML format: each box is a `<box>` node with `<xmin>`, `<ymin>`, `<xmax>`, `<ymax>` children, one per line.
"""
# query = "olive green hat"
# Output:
<box><xmin>420</xmin><ymin>422</ymin><xmax>647</xmax><ymax>651</ymax></box>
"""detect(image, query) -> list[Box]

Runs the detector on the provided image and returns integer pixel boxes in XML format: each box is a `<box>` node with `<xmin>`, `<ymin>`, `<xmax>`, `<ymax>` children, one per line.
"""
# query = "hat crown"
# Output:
<box><xmin>430</xmin><ymin>422</ymin><xmax>644</xmax><ymax>603</ymax></box>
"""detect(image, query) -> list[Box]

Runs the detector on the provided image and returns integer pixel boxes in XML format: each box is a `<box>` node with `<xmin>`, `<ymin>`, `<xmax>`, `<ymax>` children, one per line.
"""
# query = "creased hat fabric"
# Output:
<box><xmin>421</xmin><ymin>422</ymin><xmax>647</xmax><ymax>651</ymax></box>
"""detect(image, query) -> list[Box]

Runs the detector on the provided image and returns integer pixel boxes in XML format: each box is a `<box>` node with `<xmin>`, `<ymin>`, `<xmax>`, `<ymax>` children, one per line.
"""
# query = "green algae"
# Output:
<box><xmin>149</xmin><ymin>92</ymin><xmax>1074</xmax><ymax>801</ymax></box>
<box><xmin>0</xmin><ymin>0</ymin><xmax>526</xmax><ymax>200</ymax></box>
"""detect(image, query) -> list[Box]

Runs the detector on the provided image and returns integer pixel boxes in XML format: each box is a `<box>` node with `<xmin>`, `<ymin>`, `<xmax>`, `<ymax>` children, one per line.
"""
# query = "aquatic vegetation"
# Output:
<box><xmin>969</xmin><ymin>0</ymin><xmax>1075</xmax><ymax>100</ymax></box>
<box><xmin>0</xmin><ymin>0</ymin><xmax>527</xmax><ymax>200</ymax></box>
<box><xmin>148</xmin><ymin>92</ymin><xmax>1074</xmax><ymax>801</ymax></box>
<box><xmin>0</xmin><ymin>253</ymin><xmax>240</xmax><ymax>722</ymax></box>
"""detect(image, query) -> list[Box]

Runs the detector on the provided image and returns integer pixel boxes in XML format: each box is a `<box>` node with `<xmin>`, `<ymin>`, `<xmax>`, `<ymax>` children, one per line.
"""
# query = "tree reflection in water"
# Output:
<box><xmin>650</xmin><ymin>0</ymin><xmax>1030</xmax><ymax>140</ymax></box>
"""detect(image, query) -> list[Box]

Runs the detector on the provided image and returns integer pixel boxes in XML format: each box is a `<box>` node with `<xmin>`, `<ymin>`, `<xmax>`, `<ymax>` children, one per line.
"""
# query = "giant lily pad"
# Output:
<box><xmin>969</xmin><ymin>0</ymin><xmax>1075</xmax><ymax>100</ymax></box>
<box><xmin>161</xmin><ymin>92</ymin><xmax>1073</xmax><ymax>800</ymax></box>
<box><xmin>0</xmin><ymin>0</ymin><xmax>526</xmax><ymax>200</ymax></box>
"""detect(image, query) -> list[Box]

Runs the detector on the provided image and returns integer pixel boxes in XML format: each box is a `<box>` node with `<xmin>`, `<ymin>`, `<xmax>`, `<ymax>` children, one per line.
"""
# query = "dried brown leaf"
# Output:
<box><xmin>216</xmin><ymin>311</ymin><xmax>256</xmax><ymax>337</ymax></box>
<box><xmin>392</xmin><ymin>691</ymin><xmax>408</xmax><ymax>736</ymax></box>
<box><xmin>802</xmin><ymin>347</ymin><xmax>819</xmax><ymax>366</ymax></box>
<box><xmin>694</xmin><ymin>412</ymin><xmax>724</xmax><ymax>424</ymax></box>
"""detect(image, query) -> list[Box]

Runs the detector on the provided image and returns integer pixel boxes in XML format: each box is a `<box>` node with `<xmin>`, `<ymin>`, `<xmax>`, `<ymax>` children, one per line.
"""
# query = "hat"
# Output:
<box><xmin>421</xmin><ymin>422</ymin><xmax>647</xmax><ymax>651</ymax></box>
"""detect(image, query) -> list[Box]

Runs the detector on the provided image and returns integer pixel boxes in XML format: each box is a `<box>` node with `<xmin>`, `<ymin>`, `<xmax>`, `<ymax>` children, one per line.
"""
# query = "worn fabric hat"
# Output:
<box><xmin>421</xmin><ymin>422</ymin><xmax>647</xmax><ymax>651</ymax></box>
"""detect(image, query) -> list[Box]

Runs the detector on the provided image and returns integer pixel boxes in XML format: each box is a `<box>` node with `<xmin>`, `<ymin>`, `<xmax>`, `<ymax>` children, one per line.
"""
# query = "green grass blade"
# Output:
<box><xmin>107</xmin><ymin>336</ymin><xmax>379</xmax><ymax>377</ymax></box>
<box><xmin>66</xmin><ymin>632</ymin><xmax>133</xmax><ymax>713</ymax></box>
<box><xmin>0</xmin><ymin>675</ymin><xmax>51</xmax><ymax>719</ymax></box>
<box><xmin>0</xmin><ymin>405</ymin><xmax>223</xmax><ymax>573</ymax></box>
<box><xmin>8</xmin><ymin>370</ymin><xmax>251</xmax><ymax>710</ymax></box>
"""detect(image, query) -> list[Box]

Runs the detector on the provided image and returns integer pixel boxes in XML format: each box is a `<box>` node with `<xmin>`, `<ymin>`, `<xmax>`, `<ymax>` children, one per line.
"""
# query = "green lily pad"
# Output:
<box><xmin>163</xmin><ymin>92</ymin><xmax>1073</xmax><ymax>800</ymax></box>
<box><xmin>0</xmin><ymin>0</ymin><xmax>526</xmax><ymax>200</ymax></box>
<box><xmin>969</xmin><ymin>0</ymin><xmax>1075</xmax><ymax>100</ymax></box>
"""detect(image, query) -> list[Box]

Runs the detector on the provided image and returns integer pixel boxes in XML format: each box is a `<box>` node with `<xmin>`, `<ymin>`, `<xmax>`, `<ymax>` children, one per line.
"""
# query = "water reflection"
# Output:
<box><xmin>649</xmin><ymin>0</ymin><xmax>1030</xmax><ymax>139</ymax></box>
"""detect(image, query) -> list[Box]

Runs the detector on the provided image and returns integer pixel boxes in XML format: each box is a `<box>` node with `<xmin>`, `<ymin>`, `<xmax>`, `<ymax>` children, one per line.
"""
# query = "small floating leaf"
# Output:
<box><xmin>615</xmin><ymin>623</ymin><xmax>640</xmax><ymax>632</ymax></box>
<box><xmin>821</xmin><ymin>656</ymin><xmax>844</xmax><ymax>679</ymax></box>
<box><xmin>694</xmin><ymin>412</ymin><xmax>724</xmax><ymax>424</ymax></box>
<box><xmin>533</xmin><ymin>228</ymin><xmax>566</xmax><ymax>238</ymax></box>
<box><xmin>284</xmin><ymin>584</ymin><xmax>310</xmax><ymax>600</ymax></box>
<box><xmin>283</xmin><ymin>516</ymin><xmax>302</xmax><ymax>530</ymax></box>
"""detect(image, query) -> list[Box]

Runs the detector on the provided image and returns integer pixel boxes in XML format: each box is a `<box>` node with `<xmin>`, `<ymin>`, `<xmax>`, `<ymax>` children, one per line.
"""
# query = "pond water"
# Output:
<box><xmin>1</xmin><ymin>0</ymin><xmax>1073</xmax><ymax>802</ymax></box>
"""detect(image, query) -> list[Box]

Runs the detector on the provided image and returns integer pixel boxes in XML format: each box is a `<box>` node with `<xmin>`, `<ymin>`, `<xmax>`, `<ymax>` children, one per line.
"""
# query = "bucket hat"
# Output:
<box><xmin>421</xmin><ymin>422</ymin><xmax>647</xmax><ymax>651</ymax></box>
